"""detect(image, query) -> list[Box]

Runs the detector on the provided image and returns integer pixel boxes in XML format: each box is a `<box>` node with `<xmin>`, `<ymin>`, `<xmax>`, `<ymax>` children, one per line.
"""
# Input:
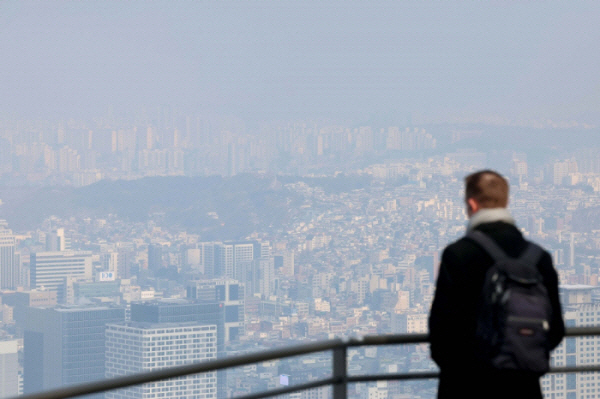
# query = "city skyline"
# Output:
<box><xmin>1</xmin><ymin>1</ymin><xmax>600</xmax><ymax>398</ymax></box>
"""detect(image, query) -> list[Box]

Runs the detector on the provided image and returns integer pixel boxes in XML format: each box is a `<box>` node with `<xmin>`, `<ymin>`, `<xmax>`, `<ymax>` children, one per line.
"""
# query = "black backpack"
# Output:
<box><xmin>468</xmin><ymin>230</ymin><xmax>552</xmax><ymax>375</ymax></box>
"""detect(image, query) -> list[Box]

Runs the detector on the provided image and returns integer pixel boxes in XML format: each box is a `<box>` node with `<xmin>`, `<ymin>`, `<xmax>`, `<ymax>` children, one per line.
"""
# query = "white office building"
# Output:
<box><xmin>542</xmin><ymin>285</ymin><xmax>600</xmax><ymax>399</ymax></box>
<box><xmin>209</xmin><ymin>241</ymin><xmax>269</xmax><ymax>280</ymax></box>
<box><xmin>105</xmin><ymin>322</ymin><xmax>218</xmax><ymax>399</ymax></box>
<box><xmin>30</xmin><ymin>251</ymin><xmax>93</xmax><ymax>303</ymax></box>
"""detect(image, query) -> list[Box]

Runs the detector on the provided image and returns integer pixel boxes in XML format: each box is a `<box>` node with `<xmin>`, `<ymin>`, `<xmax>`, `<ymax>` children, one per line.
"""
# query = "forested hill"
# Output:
<box><xmin>0</xmin><ymin>174</ymin><xmax>372</xmax><ymax>240</ymax></box>
<box><xmin>0</xmin><ymin>175</ymin><xmax>302</xmax><ymax>239</ymax></box>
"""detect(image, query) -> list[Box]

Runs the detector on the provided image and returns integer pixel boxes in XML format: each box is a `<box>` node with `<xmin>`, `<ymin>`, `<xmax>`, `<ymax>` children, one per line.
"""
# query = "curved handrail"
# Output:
<box><xmin>12</xmin><ymin>327</ymin><xmax>599</xmax><ymax>399</ymax></box>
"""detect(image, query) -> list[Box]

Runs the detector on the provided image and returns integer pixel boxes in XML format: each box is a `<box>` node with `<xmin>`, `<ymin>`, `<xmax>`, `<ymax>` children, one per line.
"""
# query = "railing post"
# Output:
<box><xmin>333</xmin><ymin>345</ymin><xmax>347</xmax><ymax>399</ymax></box>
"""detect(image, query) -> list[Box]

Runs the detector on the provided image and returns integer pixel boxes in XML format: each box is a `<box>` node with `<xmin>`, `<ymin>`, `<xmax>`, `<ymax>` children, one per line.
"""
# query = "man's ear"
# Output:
<box><xmin>467</xmin><ymin>198</ymin><xmax>480</xmax><ymax>215</ymax></box>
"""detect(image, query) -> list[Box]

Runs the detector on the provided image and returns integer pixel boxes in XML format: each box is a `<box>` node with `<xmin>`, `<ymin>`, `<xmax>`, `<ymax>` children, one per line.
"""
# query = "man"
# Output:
<box><xmin>428</xmin><ymin>170</ymin><xmax>564</xmax><ymax>399</ymax></box>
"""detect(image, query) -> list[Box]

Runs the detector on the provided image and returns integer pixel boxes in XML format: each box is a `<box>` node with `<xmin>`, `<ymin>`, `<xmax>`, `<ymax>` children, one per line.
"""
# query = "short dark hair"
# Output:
<box><xmin>465</xmin><ymin>170</ymin><xmax>509</xmax><ymax>208</ymax></box>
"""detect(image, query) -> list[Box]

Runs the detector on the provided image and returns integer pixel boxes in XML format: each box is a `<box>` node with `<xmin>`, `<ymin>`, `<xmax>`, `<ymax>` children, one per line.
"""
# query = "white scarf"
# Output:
<box><xmin>467</xmin><ymin>208</ymin><xmax>515</xmax><ymax>231</ymax></box>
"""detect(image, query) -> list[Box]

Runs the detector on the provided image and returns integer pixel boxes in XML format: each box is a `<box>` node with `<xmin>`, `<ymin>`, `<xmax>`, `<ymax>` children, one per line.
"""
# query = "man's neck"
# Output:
<box><xmin>467</xmin><ymin>208</ymin><xmax>515</xmax><ymax>231</ymax></box>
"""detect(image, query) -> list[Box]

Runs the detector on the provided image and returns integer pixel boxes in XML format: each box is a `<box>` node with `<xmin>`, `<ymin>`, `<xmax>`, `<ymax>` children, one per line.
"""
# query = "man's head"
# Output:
<box><xmin>464</xmin><ymin>170</ymin><xmax>509</xmax><ymax>217</ymax></box>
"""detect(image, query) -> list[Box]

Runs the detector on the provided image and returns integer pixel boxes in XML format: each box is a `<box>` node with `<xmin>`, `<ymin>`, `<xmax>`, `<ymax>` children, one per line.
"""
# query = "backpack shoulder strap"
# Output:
<box><xmin>466</xmin><ymin>230</ymin><xmax>509</xmax><ymax>262</ymax></box>
<box><xmin>518</xmin><ymin>242</ymin><xmax>544</xmax><ymax>267</ymax></box>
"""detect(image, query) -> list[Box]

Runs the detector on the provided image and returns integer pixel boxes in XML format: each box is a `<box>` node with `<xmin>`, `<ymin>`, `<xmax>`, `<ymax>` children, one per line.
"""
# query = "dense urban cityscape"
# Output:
<box><xmin>0</xmin><ymin>114</ymin><xmax>598</xmax><ymax>398</ymax></box>
<box><xmin>3</xmin><ymin>1</ymin><xmax>600</xmax><ymax>398</ymax></box>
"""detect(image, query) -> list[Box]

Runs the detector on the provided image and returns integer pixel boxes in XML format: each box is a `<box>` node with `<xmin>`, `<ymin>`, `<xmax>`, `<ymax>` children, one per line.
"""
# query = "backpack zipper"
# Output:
<box><xmin>507</xmin><ymin>316</ymin><xmax>550</xmax><ymax>331</ymax></box>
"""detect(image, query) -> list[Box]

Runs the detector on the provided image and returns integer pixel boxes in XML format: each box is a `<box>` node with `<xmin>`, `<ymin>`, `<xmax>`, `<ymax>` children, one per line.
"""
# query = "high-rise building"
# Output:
<box><xmin>0</xmin><ymin>226</ymin><xmax>17</xmax><ymax>289</ymax></box>
<box><xmin>101</xmin><ymin>251</ymin><xmax>119</xmax><ymax>275</ymax></box>
<box><xmin>258</xmin><ymin>258</ymin><xmax>275</xmax><ymax>298</ymax></box>
<box><xmin>147</xmin><ymin>244</ymin><xmax>163</xmax><ymax>274</ymax></box>
<box><xmin>255</xmin><ymin>241</ymin><xmax>271</xmax><ymax>260</ymax></box>
<box><xmin>227</xmin><ymin>142</ymin><xmax>236</xmax><ymax>177</ymax></box>
<box><xmin>186</xmin><ymin>279</ymin><xmax>245</xmax><ymax>342</ymax></box>
<box><xmin>242</xmin><ymin>258</ymin><xmax>275</xmax><ymax>299</ymax></box>
<box><xmin>196</xmin><ymin>242</ymin><xmax>216</xmax><ymax>277</ymax></box>
<box><xmin>542</xmin><ymin>285</ymin><xmax>600</xmax><ymax>399</ymax></box>
<box><xmin>146</xmin><ymin>126</ymin><xmax>154</xmax><ymax>150</ymax></box>
<box><xmin>22</xmin><ymin>305</ymin><xmax>125</xmax><ymax>397</ymax></box>
<box><xmin>274</xmin><ymin>252</ymin><xmax>295</xmax><ymax>277</ymax></box>
<box><xmin>214</xmin><ymin>244</ymin><xmax>235</xmax><ymax>279</ymax></box>
<box><xmin>45</xmin><ymin>228</ymin><xmax>66</xmax><ymax>252</ymax></box>
<box><xmin>551</xmin><ymin>160</ymin><xmax>571</xmax><ymax>185</ymax></box>
<box><xmin>0</xmin><ymin>339</ymin><xmax>19</xmax><ymax>399</ymax></box>
<box><xmin>511</xmin><ymin>159</ymin><xmax>528</xmax><ymax>181</ymax></box>
<box><xmin>130</xmin><ymin>299</ymin><xmax>225</xmax><ymax>398</ymax></box>
<box><xmin>105</xmin><ymin>322</ymin><xmax>217</xmax><ymax>399</ymax></box>
<box><xmin>30</xmin><ymin>251</ymin><xmax>93</xmax><ymax>303</ymax></box>
<box><xmin>233</xmin><ymin>243</ymin><xmax>254</xmax><ymax>281</ymax></box>
<box><xmin>117</xmin><ymin>243</ymin><xmax>135</xmax><ymax>279</ymax></box>
<box><xmin>182</xmin><ymin>247</ymin><xmax>201</xmax><ymax>270</ymax></box>
<box><xmin>199</xmin><ymin>241</ymin><xmax>269</xmax><ymax>280</ymax></box>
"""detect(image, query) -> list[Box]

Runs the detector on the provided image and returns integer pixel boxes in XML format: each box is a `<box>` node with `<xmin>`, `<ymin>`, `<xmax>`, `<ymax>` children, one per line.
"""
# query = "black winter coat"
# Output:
<box><xmin>428</xmin><ymin>221</ymin><xmax>565</xmax><ymax>399</ymax></box>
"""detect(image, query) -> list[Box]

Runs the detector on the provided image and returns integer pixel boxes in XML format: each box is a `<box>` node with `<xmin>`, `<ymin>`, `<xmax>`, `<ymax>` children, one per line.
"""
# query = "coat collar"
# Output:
<box><xmin>467</xmin><ymin>208</ymin><xmax>515</xmax><ymax>231</ymax></box>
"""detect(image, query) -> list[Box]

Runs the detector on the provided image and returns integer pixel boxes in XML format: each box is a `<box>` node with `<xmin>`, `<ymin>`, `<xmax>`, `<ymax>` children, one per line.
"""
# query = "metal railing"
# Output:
<box><xmin>14</xmin><ymin>327</ymin><xmax>600</xmax><ymax>399</ymax></box>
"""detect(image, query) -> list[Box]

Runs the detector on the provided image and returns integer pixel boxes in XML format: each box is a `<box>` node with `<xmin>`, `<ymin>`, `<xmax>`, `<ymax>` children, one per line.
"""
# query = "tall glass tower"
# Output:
<box><xmin>22</xmin><ymin>305</ymin><xmax>126</xmax><ymax>398</ymax></box>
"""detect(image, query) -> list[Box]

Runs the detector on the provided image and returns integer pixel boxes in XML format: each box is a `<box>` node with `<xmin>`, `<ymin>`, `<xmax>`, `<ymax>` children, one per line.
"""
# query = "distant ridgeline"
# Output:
<box><xmin>0</xmin><ymin>174</ymin><xmax>371</xmax><ymax>239</ymax></box>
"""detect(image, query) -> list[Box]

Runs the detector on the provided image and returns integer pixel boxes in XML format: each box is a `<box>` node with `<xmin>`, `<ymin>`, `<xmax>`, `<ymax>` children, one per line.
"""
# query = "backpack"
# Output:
<box><xmin>467</xmin><ymin>230</ymin><xmax>552</xmax><ymax>375</ymax></box>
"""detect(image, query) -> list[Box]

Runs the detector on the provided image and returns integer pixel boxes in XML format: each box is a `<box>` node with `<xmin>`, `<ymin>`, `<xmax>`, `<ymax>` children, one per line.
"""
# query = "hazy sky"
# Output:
<box><xmin>1</xmin><ymin>1</ymin><xmax>600</xmax><ymax>124</ymax></box>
